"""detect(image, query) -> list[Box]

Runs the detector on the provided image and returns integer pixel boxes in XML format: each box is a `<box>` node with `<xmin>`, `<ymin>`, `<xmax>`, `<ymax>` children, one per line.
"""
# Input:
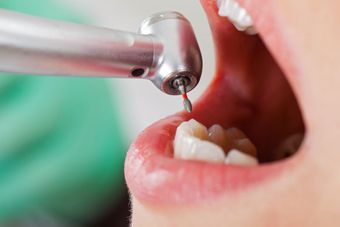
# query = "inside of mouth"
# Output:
<box><xmin>188</xmin><ymin>14</ymin><xmax>305</xmax><ymax>164</ymax></box>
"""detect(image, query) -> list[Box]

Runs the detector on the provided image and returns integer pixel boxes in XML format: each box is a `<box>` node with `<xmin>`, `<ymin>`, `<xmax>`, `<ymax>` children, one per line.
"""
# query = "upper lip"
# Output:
<box><xmin>125</xmin><ymin>0</ymin><xmax>305</xmax><ymax>205</ymax></box>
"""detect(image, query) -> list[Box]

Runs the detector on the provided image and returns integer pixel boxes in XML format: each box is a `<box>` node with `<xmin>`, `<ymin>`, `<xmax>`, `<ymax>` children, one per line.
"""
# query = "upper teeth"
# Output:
<box><xmin>174</xmin><ymin>119</ymin><xmax>258</xmax><ymax>166</ymax></box>
<box><xmin>217</xmin><ymin>0</ymin><xmax>257</xmax><ymax>35</ymax></box>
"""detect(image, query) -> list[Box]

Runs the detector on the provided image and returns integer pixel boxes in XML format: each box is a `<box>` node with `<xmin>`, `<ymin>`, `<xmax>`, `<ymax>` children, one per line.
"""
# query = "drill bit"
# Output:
<box><xmin>174</xmin><ymin>77</ymin><xmax>193</xmax><ymax>113</ymax></box>
<box><xmin>182</xmin><ymin>92</ymin><xmax>193</xmax><ymax>113</ymax></box>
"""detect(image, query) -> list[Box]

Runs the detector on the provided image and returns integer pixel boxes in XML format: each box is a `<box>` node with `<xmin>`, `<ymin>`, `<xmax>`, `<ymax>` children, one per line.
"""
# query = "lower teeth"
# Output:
<box><xmin>173</xmin><ymin>119</ymin><xmax>302</xmax><ymax>166</ymax></box>
<box><xmin>173</xmin><ymin>119</ymin><xmax>258</xmax><ymax>166</ymax></box>
<box><xmin>225</xmin><ymin>149</ymin><xmax>258</xmax><ymax>166</ymax></box>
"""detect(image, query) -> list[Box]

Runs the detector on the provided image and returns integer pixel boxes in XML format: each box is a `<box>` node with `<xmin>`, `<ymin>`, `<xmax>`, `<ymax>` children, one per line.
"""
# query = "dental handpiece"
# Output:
<box><xmin>0</xmin><ymin>9</ymin><xmax>202</xmax><ymax>112</ymax></box>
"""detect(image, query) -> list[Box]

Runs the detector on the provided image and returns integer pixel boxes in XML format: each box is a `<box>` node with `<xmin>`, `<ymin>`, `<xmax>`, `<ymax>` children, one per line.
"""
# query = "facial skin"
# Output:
<box><xmin>127</xmin><ymin>0</ymin><xmax>340</xmax><ymax>226</ymax></box>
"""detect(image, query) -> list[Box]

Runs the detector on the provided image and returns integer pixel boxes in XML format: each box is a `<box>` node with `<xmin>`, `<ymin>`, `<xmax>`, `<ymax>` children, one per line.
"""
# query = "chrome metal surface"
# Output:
<box><xmin>140</xmin><ymin>12</ymin><xmax>202</xmax><ymax>95</ymax></box>
<box><xmin>0</xmin><ymin>9</ymin><xmax>202</xmax><ymax>95</ymax></box>
<box><xmin>0</xmin><ymin>9</ymin><xmax>161</xmax><ymax>78</ymax></box>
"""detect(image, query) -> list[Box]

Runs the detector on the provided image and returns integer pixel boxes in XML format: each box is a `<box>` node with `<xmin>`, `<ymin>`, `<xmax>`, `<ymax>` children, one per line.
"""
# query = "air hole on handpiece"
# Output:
<box><xmin>131</xmin><ymin>68</ymin><xmax>145</xmax><ymax>77</ymax></box>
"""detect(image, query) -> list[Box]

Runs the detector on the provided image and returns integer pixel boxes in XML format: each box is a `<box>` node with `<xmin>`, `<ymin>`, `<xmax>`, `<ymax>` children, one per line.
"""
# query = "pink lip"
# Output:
<box><xmin>125</xmin><ymin>0</ymin><xmax>305</xmax><ymax>205</ymax></box>
<box><xmin>125</xmin><ymin>115</ymin><xmax>296</xmax><ymax>205</ymax></box>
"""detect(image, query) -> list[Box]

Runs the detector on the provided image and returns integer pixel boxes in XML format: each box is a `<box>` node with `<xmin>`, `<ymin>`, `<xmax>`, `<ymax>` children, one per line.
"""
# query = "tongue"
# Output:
<box><xmin>191</xmin><ymin>0</ymin><xmax>304</xmax><ymax>162</ymax></box>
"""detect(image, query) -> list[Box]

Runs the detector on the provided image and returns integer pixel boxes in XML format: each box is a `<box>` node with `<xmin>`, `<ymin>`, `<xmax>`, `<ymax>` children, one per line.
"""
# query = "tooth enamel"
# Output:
<box><xmin>217</xmin><ymin>0</ymin><xmax>257</xmax><ymax>35</ymax></box>
<box><xmin>232</xmin><ymin>138</ymin><xmax>257</xmax><ymax>157</ymax></box>
<box><xmin>208</xmin><ymin>124</ymin><xmax>232</xmax><ymax>151</ymax></box>
<box><xmin>174</xmin><ymin>119</ymin><xmax>225</xmax><ymax>163</ymax></box>
<box><xmin>225</xmin><ymin>149</ymin><xmax>259</xmax><ymax>166</ymax></box>
<box><xmin>174</xmin><ymin>119</ymin><xmax>259</xmax><ymax>165</ymax></box>
<box><xmin>183</xmin><ymin>119</ymin><xmax>209</xmax><ymax>140</ymax></box>
<box><xmin>225</xmin><ymin>127</ymin><xmax>246</xmax><ymax>141</ymax></box>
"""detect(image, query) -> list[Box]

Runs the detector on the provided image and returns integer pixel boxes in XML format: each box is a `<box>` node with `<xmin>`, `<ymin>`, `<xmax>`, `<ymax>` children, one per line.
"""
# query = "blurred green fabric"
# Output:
<box><xmin>0</xmin><ymin>0</ymin><xmax>126</xmax><ymax>223</ymax></box>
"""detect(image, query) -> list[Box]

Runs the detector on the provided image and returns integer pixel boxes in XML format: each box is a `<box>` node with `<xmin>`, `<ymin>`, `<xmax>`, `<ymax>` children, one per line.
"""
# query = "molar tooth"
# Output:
<box><xmin>181</xmin><ymin>139</ymin><xmax>225</xmax><ymax>163</ymax></box>
<box><xmin>232</xmin><ymin>138</ymin><xmax>257</xmax><ymax>157</ymax></box>
<box><xmin>208</xmin><ymin>124</ymin><xmax>232</xmax><ymax>152</ymax></box>
<box><xmin>175</xmin><ymin>119</ymin><xmax>208</xmax><ymax>141</ymax></box>
<box><xmin>224</xmin><ymin>127</ymin><xmax>257</xmax><ymax>157</ymax></box>
<box><xmin>174</xmin><ymin>119</ymin><xmax>259</xmax><ymax>165</ymax></box>
<box><xmin>174</xmin><ymin>119</ymin><xmax>225</xmax><ymax>163</ymax></box>
<box><xmin>217</xmin><ymin>0</ymin><xmax>257</xmax><ymax>35</ymax></box>
<box><xmin>225</xmin><ymin>149</ymin><xmax>259</xmax><ymax>166</ymax></box>
<box><xmin>225</xmin><ymin>127</ymin><xmax>246</xmax><ymax>141</ymax></box>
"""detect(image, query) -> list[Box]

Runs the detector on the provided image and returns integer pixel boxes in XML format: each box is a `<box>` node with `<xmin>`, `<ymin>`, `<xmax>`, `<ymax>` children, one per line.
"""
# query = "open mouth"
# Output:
<box><xmin>125</xmin><ymin>0</ymin><xmax>305</xmax><ymax>204</ymax></box>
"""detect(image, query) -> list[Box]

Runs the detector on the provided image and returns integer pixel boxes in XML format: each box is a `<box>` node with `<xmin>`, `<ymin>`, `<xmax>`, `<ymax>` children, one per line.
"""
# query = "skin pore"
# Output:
<box><xmin>127</xmin><ymin>0</ymin><xmax>340</xmax><ymax>226</ymax></box>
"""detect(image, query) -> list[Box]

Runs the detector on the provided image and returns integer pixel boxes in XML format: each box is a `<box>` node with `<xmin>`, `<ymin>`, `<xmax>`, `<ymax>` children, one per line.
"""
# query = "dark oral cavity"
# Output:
<box><xmin>192</xmin><ymin>0</ymin><xmax>305</xmax><ymax>163</ymax></box>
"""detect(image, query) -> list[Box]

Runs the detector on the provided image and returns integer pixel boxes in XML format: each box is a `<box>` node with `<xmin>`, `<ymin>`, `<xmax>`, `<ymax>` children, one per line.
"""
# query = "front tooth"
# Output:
<box><xmin>217</xmin><ymin>0</ymin><xmax>257</xmax><ymax>35</ymax></box>
<box><xmin>174</xmin><ymin>119</ymin><xmax>225</xmax><ymax>163</ymax></box>
<box><xmin>225</xmin><ymin>149</ymin><xmax>259</xmax><ymax>166</ymax></box>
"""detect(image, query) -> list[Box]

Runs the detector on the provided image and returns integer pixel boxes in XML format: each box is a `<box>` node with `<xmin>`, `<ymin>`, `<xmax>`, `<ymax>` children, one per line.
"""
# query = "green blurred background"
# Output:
<box><xmin>0</xmin><ymin>0</ymin><xmax>127</xmax><ymax>226</ymax></box>
<box><xmin>0</xmin><ymin>0</ymin><xmax>212</xmax><ymax>226</ymax></box>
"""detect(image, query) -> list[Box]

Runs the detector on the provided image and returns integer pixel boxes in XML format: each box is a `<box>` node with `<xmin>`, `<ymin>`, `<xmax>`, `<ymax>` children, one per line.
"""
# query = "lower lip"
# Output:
<box><xmin>125</xmin><ymin>0</ymin><xmax>304</xmax><ymax>205</ymax></box>
<box><xmin>124</xmin><ymin>114</ymin><xmax>297</xmax><ymax>205</ymax></box>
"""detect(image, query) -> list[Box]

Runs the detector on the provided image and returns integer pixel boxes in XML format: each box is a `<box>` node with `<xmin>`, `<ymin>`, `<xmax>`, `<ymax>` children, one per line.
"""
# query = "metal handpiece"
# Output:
<box><xmin>0</xmin><ymin>9</ymin><xmax>202</xmax><ymax>101</ymax></box>
<box><xmin>0</xmin><ymin>9</ymin><xmax>160</xmax><ymax>78</ymax></box>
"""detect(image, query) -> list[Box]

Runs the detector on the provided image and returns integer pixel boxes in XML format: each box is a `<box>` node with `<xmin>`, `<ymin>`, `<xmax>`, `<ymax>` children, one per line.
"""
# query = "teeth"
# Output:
<box><xmin>225</xmin><ymin>149</ymin><xmax>258</xmax><ymax>166</ymax></box>
<box><xmin>225</xmin><ymin>127</ymin><xmax>246</xmax><ymax>141</ymax></box>
<box><xmin>208</xmin><ymin>124</ymin><xmax>232</xmax><ymax>151</ymax></box>
<box><xmin>274</xmin><ymin>133</ymin><xmax>303</xmax><ymax>159</ymax></box>
<box><xmin>217</xmin><ymin>0</ymin><xmax>257</xmax><ymax>35</ymax></box>
<box><xmin>232</xmin><ymin>138</ymin><xmax>257</xmax><ymax>158</ymax></box>
<box><xmin>174</xmin><ymin>119</ymin><xmax>258</xmax><ymax>166</ymax></box>
<box><xmin>174</xmin><ymin>119</ymin><xmax>225</xmax><ymax>163</ymax></box>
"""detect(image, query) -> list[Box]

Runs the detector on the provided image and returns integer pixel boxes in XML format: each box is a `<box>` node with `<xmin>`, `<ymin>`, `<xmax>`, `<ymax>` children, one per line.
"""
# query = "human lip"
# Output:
<box><xmin>125</xmin><ymin>115</ymin><xmax>303</xmax><ymax>205</ymax></box>
<box><xmin>125</xmin><ymin>0</ymin><xmax>305</xmax><ymax>205</ymax></box>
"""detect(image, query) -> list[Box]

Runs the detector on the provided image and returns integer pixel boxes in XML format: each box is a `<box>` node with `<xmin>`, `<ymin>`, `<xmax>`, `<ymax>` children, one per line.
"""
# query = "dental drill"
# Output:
<box><xmin>0</xmin><ymin>9</ymin><xmax>202</xmax><ymax>112</ymax></box>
